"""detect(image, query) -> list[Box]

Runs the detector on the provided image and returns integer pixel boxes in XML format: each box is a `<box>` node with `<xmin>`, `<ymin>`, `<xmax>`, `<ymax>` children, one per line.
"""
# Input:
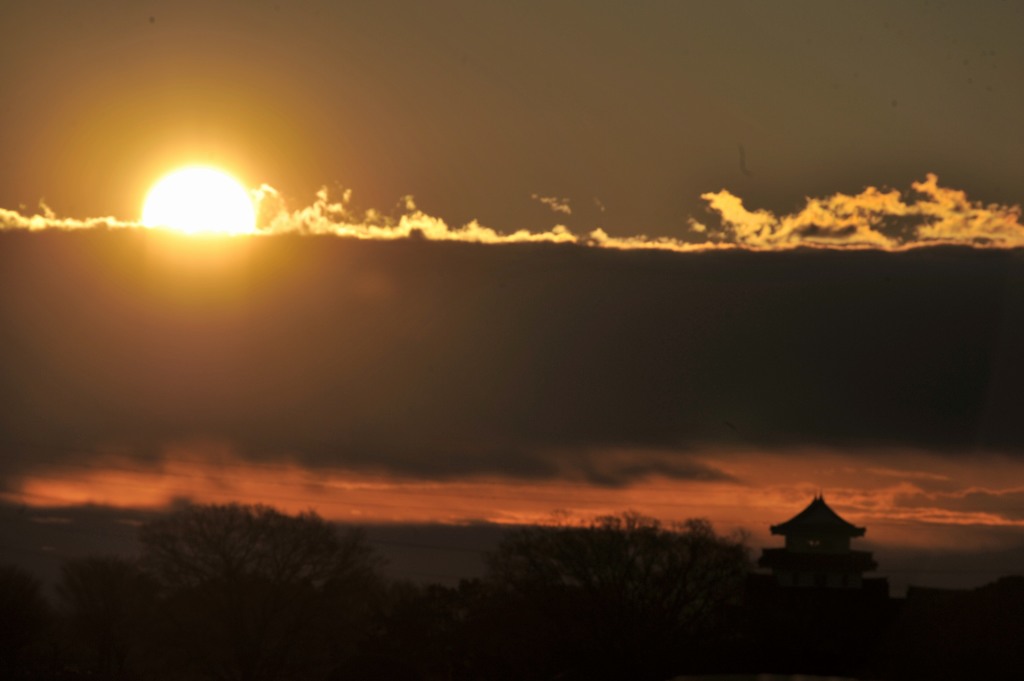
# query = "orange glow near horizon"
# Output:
<box><xmin>8</xmin><ymin>447</ymin><xmax>1024</xmax><ymax>554</ymax></box>
<box><xmin>142</xmin><ymin>166</ymin><xmax>257</xmax><ymax>235</ymax></box>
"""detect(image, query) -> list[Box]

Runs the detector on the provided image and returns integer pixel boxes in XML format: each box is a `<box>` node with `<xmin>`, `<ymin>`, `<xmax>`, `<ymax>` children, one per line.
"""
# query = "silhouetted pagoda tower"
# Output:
<box><xmin>758</xmin><ymin>495</ymin><xmax>877</xmax><ymax>589</ymax></box>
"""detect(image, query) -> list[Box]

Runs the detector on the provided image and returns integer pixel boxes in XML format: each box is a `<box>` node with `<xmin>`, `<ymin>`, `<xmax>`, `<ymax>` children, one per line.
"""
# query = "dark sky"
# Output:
<box><xmin>3</xmin><ymin>1</ymin><xmax>1024</xmax><ymax>590</ymax></box>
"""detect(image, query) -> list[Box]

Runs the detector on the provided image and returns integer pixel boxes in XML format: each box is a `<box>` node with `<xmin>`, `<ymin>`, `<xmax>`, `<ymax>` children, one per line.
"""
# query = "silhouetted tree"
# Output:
<box><xmin>0</xmin><ymin>563</ymin><xmax>52</xmax><ymax>680</ymax></box>
<box><xmin>55</xmin><ymin>556</ymin><xmax>156</xmax><ymax>681</ymax></box>
<box><xmin>138</xmin><ymin>503</ymin><xmax>383</xmax><ymax>681</ymax></box>
<box><xmin>481</xmin><ymin>513</ymin><xmax>750</xmax><ymax>680</ymax></box>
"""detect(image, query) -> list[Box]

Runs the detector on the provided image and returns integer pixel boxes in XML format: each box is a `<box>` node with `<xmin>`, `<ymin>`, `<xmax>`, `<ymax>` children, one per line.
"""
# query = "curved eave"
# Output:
<box><xmin>771</xmin><ymin>496</ymin><xmax>865</xmax><ymax>536</ymax></box>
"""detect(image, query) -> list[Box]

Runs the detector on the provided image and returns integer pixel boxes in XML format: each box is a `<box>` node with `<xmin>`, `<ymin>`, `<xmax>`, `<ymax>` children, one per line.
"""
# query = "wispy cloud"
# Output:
<box><xmin>698</xmin><ymin>174</ymin><xmax>1024</xmax><ymax>250</ymax></box>
<box><xmin>2</xmin><ymin>175</ymin><xmax>1022</xmax><ymax>252</ymax></box>
<box><xmin>266</xmin><ymin>175</ymin><xmax>1023</xmax><ymax>251</ymax></box>
<box><xmin>531</xmin><ymin>193</ymin><xmax>572</xmax><ymax>215</ymax></box>
<box><xmin>257</xmin><ymin>185</ymin><xmax>578</xmax><ymax>245</ymax></box>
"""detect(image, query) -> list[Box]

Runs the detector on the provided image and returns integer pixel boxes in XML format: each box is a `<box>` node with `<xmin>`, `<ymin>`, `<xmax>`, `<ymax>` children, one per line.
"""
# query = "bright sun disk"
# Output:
<box><xmin>142</xmin><ymin>166</ymin><xmax>257</xmax><ymax>235</ymax></box>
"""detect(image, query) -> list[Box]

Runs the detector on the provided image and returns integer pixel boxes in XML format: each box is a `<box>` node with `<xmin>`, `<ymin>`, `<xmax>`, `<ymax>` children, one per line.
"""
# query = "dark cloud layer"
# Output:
<box><xmin>3</xmin><ymin>230</ymin><xmax>1024</xmax><ymax>488</ymax></box>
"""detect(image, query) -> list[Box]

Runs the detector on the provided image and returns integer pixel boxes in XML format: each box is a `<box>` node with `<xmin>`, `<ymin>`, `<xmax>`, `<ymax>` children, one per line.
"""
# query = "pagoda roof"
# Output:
<box><xmin>770</xmin><ymin>495</ymin><xmax>865</xmax><ymax>537</ymax></box>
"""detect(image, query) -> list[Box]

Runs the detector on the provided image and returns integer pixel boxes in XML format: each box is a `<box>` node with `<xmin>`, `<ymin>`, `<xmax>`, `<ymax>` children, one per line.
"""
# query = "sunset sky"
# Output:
<box><xmin>3</xmin><ymin>0</ymin><xmax>1024</xmax><ymax>593</ymax></box>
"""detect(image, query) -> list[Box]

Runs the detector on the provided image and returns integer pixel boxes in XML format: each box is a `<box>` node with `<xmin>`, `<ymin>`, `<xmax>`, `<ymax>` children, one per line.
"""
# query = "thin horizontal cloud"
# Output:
<box><xmin>3</xmin><ymin>446</ymin><xmax>735</xmax><ymax>527</ymax></box>
<box><xmin>894</xmin><ymin>486</ymin><xmax>1024</xmax><ymax>523</ymax></box>
<box><xmin>0</xmin><ymin>204</ymin><xmax>133</xmax><ymax>231</ymax></box>
<box><xmin>257</xmin><ymin>185</ymin><xmax>578</xmax><ymax>245</ymax></box>
<box><xmin>2</xmin><ymin>175</ymin><xmax>1022</xmax><ymax>252</ymax></box>
<box><xmin>255</xmin><ymin>176</ymin><xmax>1024</xmax><ymax>251</ymax></box>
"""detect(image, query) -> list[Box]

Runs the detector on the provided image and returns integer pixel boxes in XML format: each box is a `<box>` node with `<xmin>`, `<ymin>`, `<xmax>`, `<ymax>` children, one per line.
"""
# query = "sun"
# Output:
<box><xmin>142</xmin><ymin>166</ymin><xmax>257</xmax><ymax>235</ymax></box>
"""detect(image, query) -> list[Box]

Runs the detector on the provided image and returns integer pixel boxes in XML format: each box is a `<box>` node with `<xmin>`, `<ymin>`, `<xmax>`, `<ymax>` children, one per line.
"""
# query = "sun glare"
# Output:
<box><xmin>142</xmin><ymin>166</ymin><xmax>257</xmax><ymax>235</ymax></box>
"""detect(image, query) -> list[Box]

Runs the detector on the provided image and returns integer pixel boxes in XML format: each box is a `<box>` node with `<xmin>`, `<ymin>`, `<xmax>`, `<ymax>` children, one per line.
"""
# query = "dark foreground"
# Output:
<box><xmin>3</xmin><ymin>503</ymin><xmax>1023</xmax><ymax>681</ymax></box>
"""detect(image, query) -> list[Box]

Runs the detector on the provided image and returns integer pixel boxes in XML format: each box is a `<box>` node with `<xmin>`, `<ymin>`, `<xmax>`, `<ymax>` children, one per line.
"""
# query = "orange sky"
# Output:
<box><xmin>10</xmin><ymin>445</ymin><xmax>1024</xmax><ymax>556</ymax></box>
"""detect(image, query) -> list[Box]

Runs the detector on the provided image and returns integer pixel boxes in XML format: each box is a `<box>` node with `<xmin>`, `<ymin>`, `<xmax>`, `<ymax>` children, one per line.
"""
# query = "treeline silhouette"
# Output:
<box><xmin>1</xmin><ymin>503</ymin><xmax>1021</xmax><ymax>681</ymax></box>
